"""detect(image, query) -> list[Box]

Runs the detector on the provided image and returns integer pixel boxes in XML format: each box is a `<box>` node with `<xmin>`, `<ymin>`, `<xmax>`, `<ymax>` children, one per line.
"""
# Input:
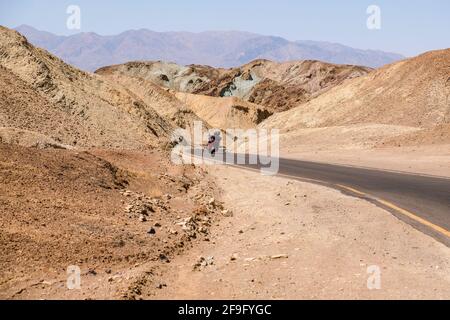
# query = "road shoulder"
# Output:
<box><xmin>150</xmin><ymin>165</ymin><xmax>450</xmax><ymax>299</ymax></box>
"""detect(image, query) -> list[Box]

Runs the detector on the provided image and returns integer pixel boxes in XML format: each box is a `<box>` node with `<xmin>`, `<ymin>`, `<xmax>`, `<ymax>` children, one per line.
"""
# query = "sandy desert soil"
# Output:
<box><xmin>0</xmin><ymin>143</ymin><xmax>227</xmax><ymax>300</ymax></box>
<box><xmin>150</xmin><ymin>166</ymin><xmax>450</xmax><ymax>300</ymax></box>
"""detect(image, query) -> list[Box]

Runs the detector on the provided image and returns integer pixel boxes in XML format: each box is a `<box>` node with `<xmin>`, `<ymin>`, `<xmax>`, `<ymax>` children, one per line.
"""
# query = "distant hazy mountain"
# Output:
<box><xmin>15</xmin><ymin>25</ymin><xmax>405</xmax><ymax>71</ymax></box>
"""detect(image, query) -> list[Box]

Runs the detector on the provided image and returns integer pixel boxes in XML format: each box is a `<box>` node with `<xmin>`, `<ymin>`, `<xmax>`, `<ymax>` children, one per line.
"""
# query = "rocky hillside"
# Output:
<box><xmin>94</xmin><ymin>69</ymin><xmax>208</xmax><ymax>130</ymax></box>
<box><xmin>175</xmin><ymin>92</ymin><xmax>272</xmax><ymax>130</ymax></box>
<box><xmin>263</xmin><ymin>49</ymin><xmax>450</xmax><ymax>130</ymax></box>
<box><xmin>261</xmin><ymin>49</ymin><xmax>450</xmax><ymax>147</ymax></box>
<box><xmin>0</xmin><ymin>26</ymin><xmax>229</xmax><ymax>300</ymax></box>
<box><xmin>97</xmin><ymin>59</ymin><xmax>370</xmax><ymax>113</ymax></box>
<box><xmin>0</xmin><ymin>26</ymin><xmax>173</xmax><ymax>150</ymax></box>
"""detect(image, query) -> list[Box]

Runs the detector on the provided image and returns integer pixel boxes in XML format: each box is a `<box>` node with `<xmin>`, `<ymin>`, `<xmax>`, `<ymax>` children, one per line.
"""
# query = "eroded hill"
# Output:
<box><xmin>96</xmin><ymin>59</ymin><xmax>371</xmax><ymax>113</ymax></box>
<box><xmin>0</xmin><ymin>26</ymin><xmax>231</xmax><ymax>300</ymax></box>
<box><xmin>261</xmin><ymin>49</ymin><xmax>450</xmax><ymax>148</ymax></box>
<box><xmin>175</xmin><ymin>92</ymin><xmax>272</xmax><ymax>130</ymax></box>
<box><xmin>0</xmin><ymin>26</ymin><xmax>172</xmax><ymax>150</ymax></box>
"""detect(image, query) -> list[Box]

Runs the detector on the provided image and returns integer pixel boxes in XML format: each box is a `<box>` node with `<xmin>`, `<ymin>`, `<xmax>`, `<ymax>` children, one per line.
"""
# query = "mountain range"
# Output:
<box><xmin>15</xmin><ymin>25</ymin><xmax>405</xmax><ymax>71</ymax></box>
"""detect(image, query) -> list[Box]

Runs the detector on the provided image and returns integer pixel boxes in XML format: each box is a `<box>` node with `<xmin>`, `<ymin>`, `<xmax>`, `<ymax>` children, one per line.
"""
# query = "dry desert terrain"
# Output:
<box><xmin>0</xmin><ymin>26</ymin><xmax>449</xmax><ymax>299</ymax></box>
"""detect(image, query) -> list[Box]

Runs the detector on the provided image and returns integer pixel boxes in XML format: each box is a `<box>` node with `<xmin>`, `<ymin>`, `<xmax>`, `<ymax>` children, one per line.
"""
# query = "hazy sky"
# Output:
<box><xmin>1</xmin><ymin>0</ymin><xmax>449</xmax><ymax>56</ymax></box>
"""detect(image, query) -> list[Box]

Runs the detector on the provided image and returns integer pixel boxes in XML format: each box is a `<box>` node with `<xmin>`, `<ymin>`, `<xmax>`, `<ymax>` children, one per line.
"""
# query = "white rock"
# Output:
<box><xmin>270</xmin><ymin>254</ymin><xmax>289</xmax><ymax>260</ymax></box>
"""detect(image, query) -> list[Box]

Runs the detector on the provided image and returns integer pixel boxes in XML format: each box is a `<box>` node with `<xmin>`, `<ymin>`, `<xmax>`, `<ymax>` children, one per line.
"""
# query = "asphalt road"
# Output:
<box><xmin>192</xmin><ymin>148</ymin><xmax>450</xmax><ymax>245</ymax></box>
<box><xmin>233</xmin><ymin>155</ymin><xmax>450</xmax><ymax>246</ymax></box>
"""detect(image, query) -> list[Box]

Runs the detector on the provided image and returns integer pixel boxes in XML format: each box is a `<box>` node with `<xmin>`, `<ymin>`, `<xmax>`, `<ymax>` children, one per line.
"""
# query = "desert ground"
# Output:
<box><xmin>0</xmin><ymin>26</ymin><xmax>449</xmax><ymax>299</ymax></box>
<box><xmin>152</xmin><ymin>166</ymin><xmax>450</xmax><ymax>300</ymax></box>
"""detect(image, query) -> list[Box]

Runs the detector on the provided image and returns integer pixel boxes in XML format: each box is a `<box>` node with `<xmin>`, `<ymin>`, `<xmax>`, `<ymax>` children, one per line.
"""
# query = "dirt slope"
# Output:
<box><xmin>0</xmin><ymin>26</ymin><xmax>172</xmax><ymax>150</ymax></box>
<box><xmin>0</xmin><ymin>143</ymin><xmax>224</xmax><ymax>299</ymax></box>
<box><xmin>0</xmin><ymin>65</ymin><xmax>89</xmax><ymax>148</ymax></box>
<box><xmin>0</xmin><ymin>127</ymin><xmax>72</xmax><ymax>149</ymax></box>
<box><xmin>379</xmin><ymin>124</ymin><xmax>450</xmax><ymax>147</ymax></box>
<box><xmin>93</xmin><ymin>68</ymin><xmax>207</xmax><ymax>130</ymax></box>
<box><xmin>263</xmin><ymin>49</ymin><xmax>450</xmax><ymax>130</ymax></box>
<box><xmin>259</xmin><ymin>49</ymin><xmax>450</xmax><ymax>153</ymax></box>
<box><xmin>175</xmin><ymin>92</ymin><xmax>272</xmax><ymax>130</ymax></box>
<box><xmin>96</xmin><ymin>59</ymin><xmax>370</xmax><ymax>113</ymax></box>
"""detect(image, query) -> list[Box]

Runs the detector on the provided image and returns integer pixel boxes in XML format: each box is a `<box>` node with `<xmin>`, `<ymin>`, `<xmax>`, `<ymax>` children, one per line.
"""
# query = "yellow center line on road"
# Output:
<box><xmin>337</xmin><ymin>184</ymin><xmax>450</xmax><ymax>238</ymax></box>
<box><xmin>337</xmin><ymin>184</ymin><xmax>367</xmax><ymax>196</ymax></box>
<box><xmin>376</xmin><ymin>198</ymin><xmax>450</xmax><ymax>238</ymax></box>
